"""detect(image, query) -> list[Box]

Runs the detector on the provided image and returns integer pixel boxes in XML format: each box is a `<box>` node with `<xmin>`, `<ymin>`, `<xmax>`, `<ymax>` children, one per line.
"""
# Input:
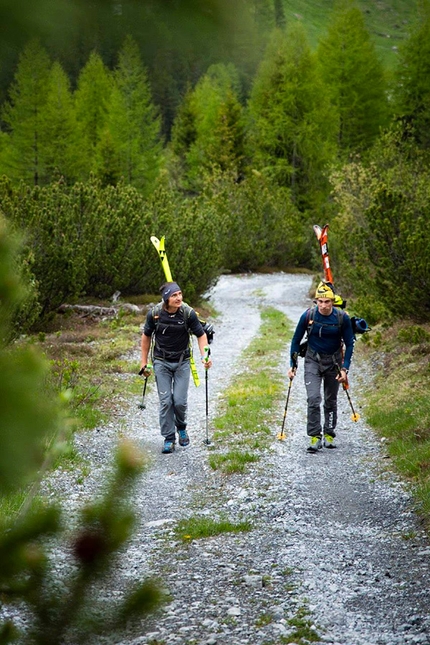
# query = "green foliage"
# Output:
<box><xmin>246</xmin><ymin>24</ymin><xmax>337</xmax><ymax>211</ymax></box>
<box><xmin>364</xmin><ymin>188</ymin><xmax>430</xmax><ymax>319</ymax></box>
<box><xmin>316</xmin><ymin>0</ymin><xmax>388</xmax><ymax>156</ymax></box>
<box><xmin>74</xmin><ymin>51</ymin><xmax>113</xmax><ymax>177</ymax></box>
<box><xmin>0</xmin><ymin>214</ymin><xmax>40</xmax><ymax>339</ymax></box>
<box><xmin>0</xmin><ymin>228</ymin><xmax>161</xmax><ymax>641</ymax></box>
<box><xmin>0</xmin><ymin>219</ymin><xmax>58</xmax><ymax>493</ymax></box>
<box><xmin>1</xmin><ymin>40</ymin><xmax>51</xmax><ymax>184</ymax></box>
<box><xmin>397</xmin><ymin>326</ymin><xmax>430</xmax><ymax>345</ymax></box>
<box><xmin>0</xmin><ymin>178</ymin><xmax>89</xmax><ymax>313</ymax></box>
<box><xmin>362</xmin><ymin>323</ymin><xmax>430</xmax><ymax>521</ymax></box>
<box><xmin>0</xmin><ymin>442</ymin><xmax>161</xmax><ymax>644</ymax></box>
<box><xmin>97</xmin><ymin>35</ymin><xmax>163</xmax><ymax>193</ymax></box>
<box><xmin>200</xmin><ymin>171</ymin><xmax>310</xmax><ymax>271</ymax></box>
<box><xmin>0</xmin><ymin>177</ymin><xmax>152</xmax><ymax>310</ymax></box>
<box><xmin>330</xmin><ymin>128</ymin><xmax>430</xmax><ymax>322</ymax></box>
<box><xmin>170</xmin><ymin>63</ymin><xmax>246</xmax><ymax>190</ymax></box>
<box><xmin>40</xmin><ymin>61</ymin><xmax>82</xmax><ymax>184</ymax></box>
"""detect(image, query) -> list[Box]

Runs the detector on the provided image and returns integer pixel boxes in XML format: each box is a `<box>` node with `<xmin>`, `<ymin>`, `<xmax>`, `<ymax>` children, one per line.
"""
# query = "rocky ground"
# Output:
<box><xmin>21</xmin><ymin>274</ymin><xmax>430</xmax><ymax>644</ymax></box>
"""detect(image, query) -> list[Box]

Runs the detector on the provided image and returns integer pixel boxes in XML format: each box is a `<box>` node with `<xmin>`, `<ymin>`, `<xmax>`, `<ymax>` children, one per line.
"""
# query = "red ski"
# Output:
<box><xmin>313</xmin><ymin>224</ymin><xmax>334</xmax><ymax>285</ymax></box>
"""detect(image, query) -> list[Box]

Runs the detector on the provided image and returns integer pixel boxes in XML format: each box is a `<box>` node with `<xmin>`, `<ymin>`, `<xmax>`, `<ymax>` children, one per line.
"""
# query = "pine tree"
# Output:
<box><xmin>316</xmin><ymin>0</ymin><xmax>388</xmax><ymax>156</ymax></box>
<box><xmin>74</xmin><ymin>50</ymin><xmax>113</xmax><ymax>177</ymax></box>
<box><xmin>96</xmin><ymin>35</ymin><xmax>162</xmax><ymax>192</ymax></box>
<box><xmin>247</xmin><ymin>25</ymin><xmax>337</xmax><ymax>211</ymax></box>
<box><xmin>1</xmin><ymin>40</ymin><xmax>51</xmax><ymax>184</ymax></box>
<box><xmin>393</xmin><ymin>0</ymin><xmax>430</xmax><ymax>149</ymax></box>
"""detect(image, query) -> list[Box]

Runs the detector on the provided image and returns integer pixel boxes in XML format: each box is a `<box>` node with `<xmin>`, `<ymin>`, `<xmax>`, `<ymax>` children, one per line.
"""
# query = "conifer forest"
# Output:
<box><xmin>0</xmin><ymin>0</ymin><xmax>428</xmax><ymax>329</ymax></box>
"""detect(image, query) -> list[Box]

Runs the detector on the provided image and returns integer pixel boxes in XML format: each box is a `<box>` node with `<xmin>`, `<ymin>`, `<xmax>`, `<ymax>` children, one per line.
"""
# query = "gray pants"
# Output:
<box><xmin>154</xmin><ymin>358</ymin><xmax>190</xmax><ymax>439</ymax></box>
<box><xmin>304</xmin><ymin>349</ymin><xmax>342</xmax><ymax>437</ymax></box>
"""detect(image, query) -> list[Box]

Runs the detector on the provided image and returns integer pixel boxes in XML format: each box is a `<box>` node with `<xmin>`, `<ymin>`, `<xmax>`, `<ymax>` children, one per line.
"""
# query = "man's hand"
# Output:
<box><xmin>139</xmin><ymin>364</ymin><xmax>153</xmax><ymax>378</ymax></box>
<box><xmin>336</xmin><ymin>368</ymin><xmax>348</xmax><ymax>384</ymax></box>
<box><xmin>201</xmin><ymin>357</ymin><xmax>212</xmax><ymax>370</ymax></box>
<box><xmin>201</xmin><ymin>345</ymin><xmax>212</xmax><ymax>370</ymax></box>
<box><xmin>287</xmin><ymin>367</ymin><xmax>296</xmax><ymax>380</ymax></box>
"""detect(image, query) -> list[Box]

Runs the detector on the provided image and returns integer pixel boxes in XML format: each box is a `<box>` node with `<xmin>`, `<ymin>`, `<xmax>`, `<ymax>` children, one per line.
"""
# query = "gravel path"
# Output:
<box><xmin>38</xmin><ymin>274</ymin><xmax>430</xmax><ymax>644</ymax></box>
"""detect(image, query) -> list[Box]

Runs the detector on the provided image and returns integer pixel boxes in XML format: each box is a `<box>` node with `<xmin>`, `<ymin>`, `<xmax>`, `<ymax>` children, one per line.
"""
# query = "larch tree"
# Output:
<box><xmin>96</xmin><ymin>35</ymin><xmax>162</xmax><ymax>193</ymax></box>
<box><xmin>1</xmin><ymin>40</ymin><xmax>51</xmax><ymax>185</ymax></box>
<box><xmin>39</xmin><ymin>61</ymin><xmax>82</xmax><ymax>184</ymax></box>
<box><xmin>74</xmin><ymin>50</ymin><xmax>113</xmax><ymax>177</ymax></box>
<box><xmin>393</xmin><ymin>0</ymin><xmax>430</xmax><ymax>150</ymax></box>
<box><xmin>246</xmin><ymin>24</ymin><xmax>338</xmax><ymax>211</ymax></box>
<box><xmin>170</xmin><ymin>63</ymin><xmax>245</xmax><ymax>191</ymax></box>
<box><xmin>316</xmin><ymin>0</ymin><xmax>388</xmax><ymax>157</ymax></box>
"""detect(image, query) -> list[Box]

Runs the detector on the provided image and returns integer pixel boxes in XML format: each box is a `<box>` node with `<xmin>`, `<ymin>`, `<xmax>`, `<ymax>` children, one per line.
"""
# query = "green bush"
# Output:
<box><xmin>331</xmin><ymin>129</ymin><xmax>430</xmax><ymax>323</ymax></box>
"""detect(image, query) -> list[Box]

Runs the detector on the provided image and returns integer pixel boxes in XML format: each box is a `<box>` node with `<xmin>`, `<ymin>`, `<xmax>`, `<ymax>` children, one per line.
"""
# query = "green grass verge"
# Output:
<box><xmin>359</xmin><ymin>322</ymin><xmax>430</xmax><ymax>526</ymax></box>
<box><xmin>174</xmin><ymin>515</ymin><xmax>251</xmax><ymax>542</ymax></box>
<box><xmin>211</xmin><ymin>307</ymin><xmax>292</xmax><ymax>473</ymax></box>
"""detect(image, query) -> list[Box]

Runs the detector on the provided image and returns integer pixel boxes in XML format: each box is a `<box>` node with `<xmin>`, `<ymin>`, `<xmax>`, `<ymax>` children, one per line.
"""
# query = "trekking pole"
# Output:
<box><xmin>138</xmin><ymin>364</ymin><xmax>152</xmax><ymax>410</ymax></box>
<box><xmin>203</xmin><ymin>345</ymin><xmax>211</xmax><ymax>445</ymax></box>
<box><xmin>334</xmin><ymin>363</ymin><xmax>360</xmax><ymax>422</ymax></box>
<box><xmin>277</xmin><ymin>366</ymin><xmax>296</xmax><ymax>441</ymax></box>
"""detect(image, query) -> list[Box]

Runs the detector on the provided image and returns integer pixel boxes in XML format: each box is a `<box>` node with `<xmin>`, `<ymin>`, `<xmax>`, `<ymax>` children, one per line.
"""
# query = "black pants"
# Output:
<box><xmin>304</xmin><ymin>349</ymin><xmax>342</xmax><ymax>437</ymax></box>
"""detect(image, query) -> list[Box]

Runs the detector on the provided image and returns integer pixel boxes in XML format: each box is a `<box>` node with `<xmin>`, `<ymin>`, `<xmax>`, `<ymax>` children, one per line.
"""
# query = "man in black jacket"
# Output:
<box><xmin>140</xmin><ymin>282</ymin><xmax>212</xmax><ymax>454</ymax></box>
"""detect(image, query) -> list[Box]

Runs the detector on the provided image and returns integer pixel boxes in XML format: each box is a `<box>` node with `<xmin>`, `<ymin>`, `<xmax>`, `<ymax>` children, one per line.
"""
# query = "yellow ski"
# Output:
<box><xmin>150</xmin><ymin>236</ymin><xmax>173</xmax><ymax>282</ymax></box>
<box><xmin>150</xmin><ymin>235</ymin><xmax>200</xmax><ymax>387</ymax></box>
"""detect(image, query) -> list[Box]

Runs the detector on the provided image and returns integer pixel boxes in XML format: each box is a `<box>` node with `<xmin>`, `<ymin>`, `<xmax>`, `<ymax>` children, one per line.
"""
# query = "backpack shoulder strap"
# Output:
<box><xmin>336</xmin><ymin>308</ymin><xmax>345</xmax><ymax>328</ymax></box>
<box><xmin>151</xmin><ymin>302</ymin><xmax>163</xmax><ymax>327</ymax></box>
<box><xmin>306</xmin><ymin>306</ymin><xmax>316</xmax><ymax>333</ymax></box>
<box><xmin>180</xmin><ymin>302</ymin><xmax>193</xmax><ymax>332</ymax></box>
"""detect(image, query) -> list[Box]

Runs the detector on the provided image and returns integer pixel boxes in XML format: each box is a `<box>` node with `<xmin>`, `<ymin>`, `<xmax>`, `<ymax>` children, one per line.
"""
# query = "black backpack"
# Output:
<box><xmin>151</xmin><ymin>302</ymin><xmax>215</xmax><ymax>344</ymax></box>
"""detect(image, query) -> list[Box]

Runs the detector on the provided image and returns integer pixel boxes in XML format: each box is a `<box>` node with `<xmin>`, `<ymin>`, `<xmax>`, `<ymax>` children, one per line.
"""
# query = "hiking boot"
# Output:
<box><xmin>324</xmin><ymin>434</ymin><xmax>337</xmax><ymax>449</ymax></box>
<box><xmin>162</xmin><ymin>438</ymin><xmax>175</xmax><ymax>454</ymax></box>
<box><xmin>307</xmin><ymin>436</ymin><xmax>322</xmax><ymax>453</ymax></box>
<box><xmin>177</xmin><ymin>428</ymin><xmax>190</xmax><ymax>447</ymax></box>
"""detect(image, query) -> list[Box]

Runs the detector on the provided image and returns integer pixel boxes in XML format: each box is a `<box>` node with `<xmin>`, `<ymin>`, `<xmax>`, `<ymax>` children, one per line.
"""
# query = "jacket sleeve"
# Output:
<box><xmin>143</xmin><ymin>309</ymin><xmax>155</xmax><ymax>337</ymax></box>
<box><xmin>188</xmin><ymin>309</ymin><xmax>205</xmax><ymax>337</ymax></box>
<box><xmin>341</xmin><ymin>314</ymin><xmax>355</xmax><ymax>370</ymax></box>
<box><xmin>290</xmin><ymin>311</ymin><xmax>308</xmax><ymax>366</ymax></box>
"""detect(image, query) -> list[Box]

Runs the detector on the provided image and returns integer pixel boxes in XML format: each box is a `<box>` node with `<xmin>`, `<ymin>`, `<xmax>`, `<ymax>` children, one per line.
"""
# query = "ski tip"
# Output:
<box><xmin>313</xmin><ymin>225</ymin><xmax>322</xmax><ymax>240</ymax></box>
<box><xmin>150</xmin><ymin>236</ymin><xmax>160</xmax><ymax>247</ymax></box>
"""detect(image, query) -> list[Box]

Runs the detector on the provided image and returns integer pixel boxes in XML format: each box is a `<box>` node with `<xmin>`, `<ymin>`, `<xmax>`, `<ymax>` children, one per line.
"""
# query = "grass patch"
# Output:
<box><xmin>285</xmin><ymin>605</ymin><xmax>321</xmax><ymax>644</ymax></box>
<box><xmin>208</xmin><ymin>450</ymin><xmax>259</xmax><ymax>474</ymax></box>
<box><xmin>211</xmin><ymin>307</ymin><xmax>292</xmax><ymax>474</ymax></box>
<box><xmin>359</xmin><ymin>321</ymin><xmax>430</xmax><ymax>527</ymax></box>
<box><xmin>175</xmin><ymin>515</ymin><xmax>251</xmax><ymax>542</ymax></box>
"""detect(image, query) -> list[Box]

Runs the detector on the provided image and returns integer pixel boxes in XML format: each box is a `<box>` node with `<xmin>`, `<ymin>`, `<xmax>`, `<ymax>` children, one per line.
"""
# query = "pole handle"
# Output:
<box><xmin>203</xmin><ymin>345</ymin><xmax>210</xmax><ymax>363</ymax></box>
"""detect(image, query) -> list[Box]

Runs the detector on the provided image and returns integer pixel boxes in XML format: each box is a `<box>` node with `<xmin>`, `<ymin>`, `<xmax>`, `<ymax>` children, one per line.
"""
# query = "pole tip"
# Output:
<box><xmin>351</xmin><ymin>413</ymin><xmax>360</xmax><ymax>422</ymax></box>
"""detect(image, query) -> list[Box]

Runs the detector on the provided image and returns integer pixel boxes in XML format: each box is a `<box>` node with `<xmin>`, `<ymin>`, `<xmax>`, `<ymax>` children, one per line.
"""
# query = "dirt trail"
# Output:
<box><xmin>24</xmin><ymin>274</ymin><xmax>430</xmax><ymax>644</ymax></box>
